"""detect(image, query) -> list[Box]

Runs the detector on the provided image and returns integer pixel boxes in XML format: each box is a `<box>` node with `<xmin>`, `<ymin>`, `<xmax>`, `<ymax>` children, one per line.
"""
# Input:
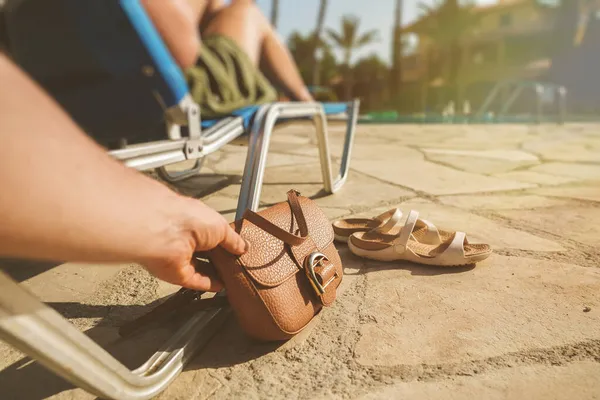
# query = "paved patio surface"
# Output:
<box><xmin>1</xmin><ymin>123</ymin><xmax>600</xmax><ymax>399</ymax></box>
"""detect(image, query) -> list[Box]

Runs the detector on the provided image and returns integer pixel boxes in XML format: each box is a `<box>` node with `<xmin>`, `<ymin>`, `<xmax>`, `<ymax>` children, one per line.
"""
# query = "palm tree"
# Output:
<box><xmin>353</xmin><ymin>54</ymin><xmax>390</xmax><ymax>111</ymax></box>
<box><xmin>288</xmin><ymin>31</ymin><xmax>337</xmax><ymax>87</ymax></box>
<box><xmin>327</xmin><ymin>15</ymin><xmax>378</xmax><ymax>100</ymax></box>
<box><xmin>311</xmin><ymin>0</ymin><xmax>329</xmax><ymax>86</ymax></box>
<box><xmin>417</xmin><ymin>0</ymin><xmax>479</xmax><ymax>107</ymax></box>
<box><xmin>390</xmin><ymin>0</ymin><xmax>404</xmax><ymax>103</ymax></box>
<box><xmin>270</xmin><ymin>0</ymin><xmax>279</xmax><ymax>29</ymax></box>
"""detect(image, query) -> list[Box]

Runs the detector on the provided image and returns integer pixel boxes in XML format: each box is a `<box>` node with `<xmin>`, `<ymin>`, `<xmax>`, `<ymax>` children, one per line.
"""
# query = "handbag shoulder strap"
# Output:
<box><xmin>286</xmin><ymin>189</ymin><xmax>309</xmax><ymax>236</ymax></box>
<box><xmin>242</xmin><ymin>190</ymin><xmax>308</xmax><ymax>246</ymax></box>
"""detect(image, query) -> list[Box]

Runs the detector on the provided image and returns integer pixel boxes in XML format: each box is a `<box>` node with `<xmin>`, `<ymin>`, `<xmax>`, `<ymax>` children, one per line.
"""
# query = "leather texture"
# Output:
<box><xmin>208</xmin><ymin>191</ymin><xmax>343</xmax><ymax>341</ymax></box>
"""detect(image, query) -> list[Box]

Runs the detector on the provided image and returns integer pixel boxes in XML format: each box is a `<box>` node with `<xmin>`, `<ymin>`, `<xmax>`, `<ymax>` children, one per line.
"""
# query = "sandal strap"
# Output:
<box><xmin>415</xmin><ymin>218</ymin><xmax>442</xmax><ymax>244</ymax></box>
<box><xmin>372</xmin><ymin>209</ymin><xmax>403</xmax><ymax>234</ymax></box>
<box><xmin>372</xmin><ymin>209</ymin><xmax>443</xmax><ymax>246</ymax></box>
<box><xmin>392</xmin><ymin>210</ymin><xmax>420</xmax><ymax>254</ymax></box>
<box><xmin>372</xmin><ymin>209</ymin><xmax>398</xmax><ymax>224</ymax></box>
<box><xmin>438</xmin><ymin>231</ymin><xmax>467</xmax><ymax>261</ymax></box>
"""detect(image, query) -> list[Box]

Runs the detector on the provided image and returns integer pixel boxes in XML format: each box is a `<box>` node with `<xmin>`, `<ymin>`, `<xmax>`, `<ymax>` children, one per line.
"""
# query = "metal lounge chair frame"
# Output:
<box><xmin>0</xmin><ymin>0</ymin><xmax>358</xmax><ymax>398</ymax></box>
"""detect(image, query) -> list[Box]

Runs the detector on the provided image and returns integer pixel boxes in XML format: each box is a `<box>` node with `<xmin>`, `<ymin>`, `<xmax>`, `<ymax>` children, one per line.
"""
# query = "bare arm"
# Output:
<box><xmin>141</xmin><ymin>0</ymin><xmax>201</xmax><ymax>68</ymax></box>
<box><xmin>260</xmin><ymin>29</ymin><xmax>314</xmax><ymax>102</ymax></box>
<box><xmin>0</xmin><ymin>55</ymin><xmax>245</xmax><ymax>291</ymax></box>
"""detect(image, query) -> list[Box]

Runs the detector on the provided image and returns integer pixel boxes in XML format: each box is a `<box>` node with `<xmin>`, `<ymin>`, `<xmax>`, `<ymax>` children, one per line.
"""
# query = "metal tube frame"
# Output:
<box><xmin>0</xmin><ymin>271</ymin><xmax>230</xmax><ymax>400</ymax></box>
<box><xmin>235</xmin><ymin>100</ymin><xmax>359</xmax><ymax>220</ymax></box>
<box><xmin>0</xmin><ymin>100</ymin><xmax>359</xmax><ymax>400</ymax></box>
<box><xmin>110</xmin><ymin>116</ymin><xmax>245</xmax><ymax>172</ymax></box>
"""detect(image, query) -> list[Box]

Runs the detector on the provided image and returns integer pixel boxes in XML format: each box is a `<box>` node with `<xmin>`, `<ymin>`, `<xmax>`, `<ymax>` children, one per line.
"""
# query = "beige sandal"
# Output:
<box><xmin>347</xmin><ymin>210</ymin><xmax>492</xmax><ymax>266</ymax></box>
<box><xmin>333</xmin><ymin>208</ymin><xmax>452</xmax><ymax>244</ymax></box>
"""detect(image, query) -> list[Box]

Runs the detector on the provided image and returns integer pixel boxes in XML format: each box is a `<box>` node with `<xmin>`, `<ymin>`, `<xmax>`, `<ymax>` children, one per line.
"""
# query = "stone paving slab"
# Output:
<box><xmin>531</xmin><ymin>185</ymin><xmax>600</xmax><ymax>203</ymax></box>
<box><xmin>201</xmin><ymin>193</ymin><xmax>240</xmax><ymax>222</ymax></box>
<box><xmin>418</xmin><ymin>126</ymin><xmax>534</xmax><ymax>150</ymax></box>
<box><xmin>530</xmin><ymin>162</ymin><xmax>600</xmax><ymax>180</ymax></box>
<box><xmin>215</xmin><ymin>166</ymin><xmax>414</xmax><ymax>212</ymax></box>
<box><xmin>349</xmin><ymin>142</ymin><xmax>424</xmax><ymax>161</ymax></box>
<box><xmin>351</xmin><ymin>158</ymin><xmax>536</xmax><ymax>196</ymax></box>
<box><xmin>424</xmin><ymin>153</ymin><xmax>539</xmax><ymax>175</ymax></box>
<box><xmin>422</xmin><ymin>148</ymin><xmax>539</xmax><ymax>162</ymax></box>
<box><xmin>421</xmin><ymin>148</ymin><xmax>541</xmax><ymax>175</ymax></box>
<box><xmin>358</xmin><ymin>362</ymin><xmax>600</xmax><ymax>400</ymax></box>
<box><xmin>354</xmin><ymin>255</ymin><xmax>600</xmax><ymax>367</ymax></box>
<box><xmin>357</xmin><ymin>125</ymin><xmax>459</xmax><ymax>146</ymax></box>
<box><xmin>2</xmin><ymin>123</ymin><xmax>600</xmax><ymax>399</ymax></box>
<box><xmin>493</xmin><ymin>170</ymin><xmax>581</xmax><ymax>186</ymax></box>
<box><xmin>523</xmin><ymin>137</ymin><xmax>600</xmax><ymax>163</ymax></box>
<box><xmin>209</xmin><ymin>146</ymin><xmax>317</xmax><ymax>175</ymax></box>
<box><xmin>438</xmin><ymin>194</ymin><xmax>571</xmax><ymax>210</ymax></box>
<box><xmin>165</xmin><ymin>173</ymin><xmax>231</xmax><ymax>199</ymax></box>
<box><xmin>496</xmin><ymin>206</ymin><xmax>600</xmax><ymax>247</ymax></box>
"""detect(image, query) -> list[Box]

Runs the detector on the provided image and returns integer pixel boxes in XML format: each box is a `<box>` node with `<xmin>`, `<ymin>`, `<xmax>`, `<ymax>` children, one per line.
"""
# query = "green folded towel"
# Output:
<box><xmin>186</xmin><ymin>35</ymin><xmax>278</xmax><ymax>119</ymax></box>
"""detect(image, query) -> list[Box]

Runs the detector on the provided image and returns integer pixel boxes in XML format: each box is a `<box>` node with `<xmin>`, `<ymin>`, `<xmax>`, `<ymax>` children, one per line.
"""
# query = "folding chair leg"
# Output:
<box><xmin>0</xmin><ymin>271</ymin><xmax>229</xmax><ymax>400</ymax></box>
<box><xmin>333</xmin><ymin>99</ymin><xmax>360</xmax><ymax>192</ymax></box>
<box><xmin>236</xmin><ymin>105</ymin><xmax>272</xmax><ymax>219</ymax></box>
<box><xmin>235</xmin><ymin>100</ymin><xmax>359</xmax><ymax>220</ymax></box>
<box><xmin>156</xmin><ymin>158</ymin><xmax>205</xmax><ymax>183</ymax></box>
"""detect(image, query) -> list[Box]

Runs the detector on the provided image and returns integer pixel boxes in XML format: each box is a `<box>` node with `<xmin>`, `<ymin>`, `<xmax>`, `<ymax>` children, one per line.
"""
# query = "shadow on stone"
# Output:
<box><xmin>0</xmin><ymin>258</ymin><xmax>62</xmax><ymax>283</ymax></box>
<box><xmin>167</xmin><ymin>173</ymin><xmax>239</xmax><ymax>199</ymax></box>
<box><xmin>185</xmin><ymin>317</ymin><xmax>283</xmax><ymax>371</ymax></box>
<box><xmin>258</xmin><ymin>188</ymin><xmax>331</xmax><ymax>209</ymax></box>
<box><xmin>341</xmin><ymin>251</ymin><xmax>476</xmax><ymax>277</ymax></box>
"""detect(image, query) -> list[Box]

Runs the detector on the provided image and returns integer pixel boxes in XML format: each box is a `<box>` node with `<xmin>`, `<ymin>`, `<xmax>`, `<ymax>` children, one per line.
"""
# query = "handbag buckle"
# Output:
<box><xmin>304</xmin><ymin>252</ymin><xmax>336</xmax><ymax>296</ymax></box>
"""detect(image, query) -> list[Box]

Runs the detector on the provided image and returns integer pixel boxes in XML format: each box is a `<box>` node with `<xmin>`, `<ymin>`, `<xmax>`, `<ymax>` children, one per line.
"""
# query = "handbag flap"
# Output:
<box><xmin>237</xmin><ymin>196</ymin><xmax>334</xmax><ymax>288</ymax></box>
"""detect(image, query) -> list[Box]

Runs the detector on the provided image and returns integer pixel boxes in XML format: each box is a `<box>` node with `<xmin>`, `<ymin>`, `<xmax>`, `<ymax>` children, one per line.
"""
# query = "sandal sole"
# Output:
<box><xmin>334</xmin><ymin>233</ymin><xmax>349</xmax><ymax>243</ymax></box>
<box><xmin>348</xmin><ymin>240</ymin><xmax>492</xmax><ymax>266</ymax></box>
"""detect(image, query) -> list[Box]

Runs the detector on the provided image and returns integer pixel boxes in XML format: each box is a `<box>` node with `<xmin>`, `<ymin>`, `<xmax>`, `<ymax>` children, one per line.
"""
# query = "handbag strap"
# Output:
<box><xmin>242</xmin><ymin>190</ymin><xmax>309</xmax><ymax>246</ymax></box>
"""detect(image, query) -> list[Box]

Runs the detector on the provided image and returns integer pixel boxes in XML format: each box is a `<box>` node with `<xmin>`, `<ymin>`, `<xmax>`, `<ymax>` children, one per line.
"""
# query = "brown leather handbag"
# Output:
<box><xmin>208</xmin><ymin>190</ymin><xmax>343</xmax><ymax>341</ymax></box>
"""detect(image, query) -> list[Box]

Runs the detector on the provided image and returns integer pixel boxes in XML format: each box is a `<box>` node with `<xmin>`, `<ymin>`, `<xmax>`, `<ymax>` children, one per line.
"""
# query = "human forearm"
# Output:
<box><xmin>0</xmin><ymin>55</ymin><xmax>195</xmax><ymax>266</ymax></box>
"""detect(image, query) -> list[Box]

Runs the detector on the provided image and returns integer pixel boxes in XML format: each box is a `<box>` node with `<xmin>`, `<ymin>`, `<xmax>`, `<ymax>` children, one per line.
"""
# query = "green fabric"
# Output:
<box><xmin>186</xmin><ymin>35</ymin><xmax>277</xmax><ymax>119</ymax></box>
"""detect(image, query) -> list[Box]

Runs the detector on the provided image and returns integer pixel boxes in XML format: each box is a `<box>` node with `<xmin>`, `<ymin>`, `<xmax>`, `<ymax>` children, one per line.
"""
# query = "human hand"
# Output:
<box><xmin>143</xmin><ymin>197</ymin><xmax>246</xmax><ymax>292</ymax></box>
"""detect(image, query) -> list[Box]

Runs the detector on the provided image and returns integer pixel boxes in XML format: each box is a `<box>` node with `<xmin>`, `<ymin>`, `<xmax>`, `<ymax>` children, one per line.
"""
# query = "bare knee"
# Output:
<box><xmin>202</xmin><ymin>0</ymin><xmax>270</xmax><ymax>63</ymax></box>
<box><xmin>225</xmin><ymin>0</ymin><xmax>269</xmax><ymax>29</ymax></box>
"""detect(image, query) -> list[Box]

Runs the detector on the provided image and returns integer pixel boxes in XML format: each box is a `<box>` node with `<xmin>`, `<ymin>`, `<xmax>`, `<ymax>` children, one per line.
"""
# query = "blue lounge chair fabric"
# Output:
<box><xmin>200</xmin><ymin>102</ymin><xmax>349</xmax><ymax>129</ymax></box>
<box><xmin>5</xmin><ymin>0</ymin><xmax>187</xmax><ymax>142</ymax></box>
<box><xmin>5</xmin><ymin>0</ymin><xmax>350</xmax><ymax>142</ymax></box>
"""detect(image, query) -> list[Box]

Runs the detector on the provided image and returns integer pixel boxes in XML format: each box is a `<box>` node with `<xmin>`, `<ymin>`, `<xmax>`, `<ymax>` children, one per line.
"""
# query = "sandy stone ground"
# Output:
<box><xmin>1</xmin><ymin>122</ymin><xmax>600</xmax><ymax>399</ymax></box>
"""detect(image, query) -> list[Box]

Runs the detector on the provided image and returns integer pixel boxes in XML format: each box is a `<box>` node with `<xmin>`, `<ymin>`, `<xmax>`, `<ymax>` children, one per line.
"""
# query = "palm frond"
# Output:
<box><xmin>341</xmin><ymin>15</ymin><xmax>359</xmax><ymax>47</ymax></box>
<box><xmin>327</xmin><ymin>13</ymin><xmax>379</xmax><ymax>68</ymax></box>
<box><xmin>356</xmin><ymin>30</ymin><xmax>379</xmax><ymax>47</ymax></box>
<box><xmin>326</xmin><ymin>29</ymin><xmax>344</xmax><ymax>46</ymax></box>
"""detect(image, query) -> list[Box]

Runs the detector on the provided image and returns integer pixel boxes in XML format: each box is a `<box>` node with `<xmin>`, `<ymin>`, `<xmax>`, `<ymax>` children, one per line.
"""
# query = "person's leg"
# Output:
<box><xmin>142</xmin><ymin>0</ymin><xmax>200</xmax><ymax>69</ymax></box>
<box><xmin>202</xmin><ymin>0</ymin><xmax>313</xmax><ymax>101</ymax></box>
